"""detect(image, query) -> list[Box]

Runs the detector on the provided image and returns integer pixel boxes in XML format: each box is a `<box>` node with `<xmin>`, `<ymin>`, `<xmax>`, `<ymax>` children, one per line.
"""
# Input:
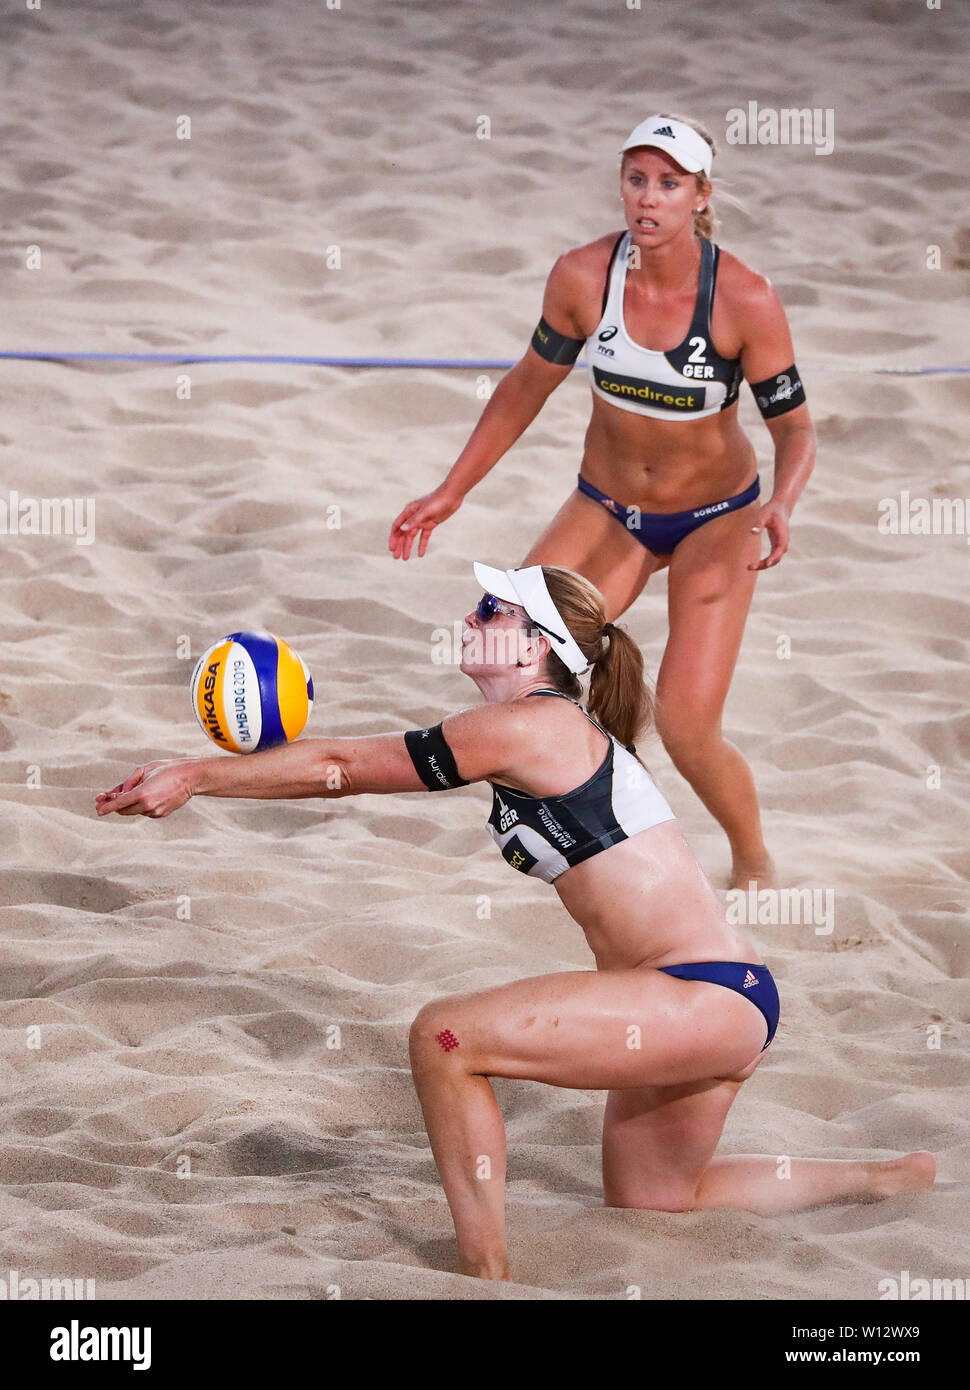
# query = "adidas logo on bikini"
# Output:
<box><xmin>743</xmin><ymin>969</ymin><xmax>759</xmax><ymax>989</ymax></box>
<box><xmin>652</xmin><ymin>125</ymin><xmax>674</xmax><ymax>137</ymax></box>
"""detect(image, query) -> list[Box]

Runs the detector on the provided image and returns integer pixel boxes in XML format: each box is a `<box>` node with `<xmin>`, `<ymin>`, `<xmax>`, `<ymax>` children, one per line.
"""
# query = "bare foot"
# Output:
<box><xmin>729</xmin><ymin>854</ymin><xmax>777</xmax><ymax>892</ymax></box>
<box><xmin>865</xmin><ymin>1151</ymin><xmax>936</xmax><ymax>1200</ymax></box>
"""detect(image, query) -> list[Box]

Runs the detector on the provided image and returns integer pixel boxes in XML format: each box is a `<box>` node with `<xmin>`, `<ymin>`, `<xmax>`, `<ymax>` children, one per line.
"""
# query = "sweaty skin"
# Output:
<box><xmin>574</xmin><ymin>241</ymin><xmax>759</xmax><ymax>512</ymax></box>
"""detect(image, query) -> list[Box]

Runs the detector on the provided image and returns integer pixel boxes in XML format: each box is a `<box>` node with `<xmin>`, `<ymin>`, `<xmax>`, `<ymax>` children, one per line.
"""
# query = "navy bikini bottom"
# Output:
<box><xmin>658</xmin><ymin>960</ymin><xmax>780</xmax><ymax>1052</ymax></box>
<box><xmin>577</xmin><ymin>473</ymin><xmax>761</xmax><ymax>555</ymax></box>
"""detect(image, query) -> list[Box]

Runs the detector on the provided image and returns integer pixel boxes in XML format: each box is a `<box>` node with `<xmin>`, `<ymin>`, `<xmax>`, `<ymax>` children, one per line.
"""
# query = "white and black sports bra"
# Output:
<box><xmin>484</xmin><ymin>690</ymin><xmax>675</xmax><ymax>883</ymax></box>
<box><xmin>585</xmin><ymin>231</ymin><xmax>743</xmax><ymax>420</ymax></box>
<box><xmin>403</xmin><ymin>690</ymin><xmax>676</xmax><ymax>884</ymax></box>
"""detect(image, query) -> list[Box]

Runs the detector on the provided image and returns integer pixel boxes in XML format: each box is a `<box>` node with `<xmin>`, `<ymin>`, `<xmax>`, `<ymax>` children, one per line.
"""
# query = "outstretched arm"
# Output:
<box><xmin>95</xmin><ymin>703</ymin><xmax>536</xmax><ymax>819</ymax></box>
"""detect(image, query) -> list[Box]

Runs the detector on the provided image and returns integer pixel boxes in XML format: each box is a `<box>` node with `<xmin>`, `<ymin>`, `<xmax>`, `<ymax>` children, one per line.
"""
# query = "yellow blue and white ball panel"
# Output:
<box><xmin>191</xmin><ymin>630</ymin><xmax>313</xmax><ymax>754</ymax></box>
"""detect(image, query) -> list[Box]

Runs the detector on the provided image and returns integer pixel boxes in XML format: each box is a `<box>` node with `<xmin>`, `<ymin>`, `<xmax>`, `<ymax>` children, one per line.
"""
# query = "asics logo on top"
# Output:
<box><xmin>743</xmin><ymin>969</ymin><xmax>760</xmax><ymax>989</ymax></box>
<box><xmin>598</xmin><ymin>326</ymin><xmax>618</xmax><ymax>341</ymax></box>
<box><xmin>652</xmin><ymin>125</ymin><xmax>674</xmax><ymax>137</ymax></box>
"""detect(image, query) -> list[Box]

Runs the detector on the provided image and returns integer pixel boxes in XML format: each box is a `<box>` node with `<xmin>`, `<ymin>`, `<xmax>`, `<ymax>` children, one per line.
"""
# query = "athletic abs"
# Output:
<box><xmin>581</xmin><ymin>396</ymin><xmax>759</xmax><ymax>513</ymax></box>
<box><xmin>553</xmin><ymin>821</ymin><xmax>761</xmax><ymax>972</ymax></box>
<box><xmin>577</xmin><ymin>231</ymin><xmax>758</xmax><ymax>512</ymax></box>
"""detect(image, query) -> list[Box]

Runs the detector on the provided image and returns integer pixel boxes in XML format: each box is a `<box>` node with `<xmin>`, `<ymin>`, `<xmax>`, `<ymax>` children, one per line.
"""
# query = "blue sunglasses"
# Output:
<box><xmin>476</xmin><ymin>593</ymin><xmax>566</xmax><ymax>648</ymax></box>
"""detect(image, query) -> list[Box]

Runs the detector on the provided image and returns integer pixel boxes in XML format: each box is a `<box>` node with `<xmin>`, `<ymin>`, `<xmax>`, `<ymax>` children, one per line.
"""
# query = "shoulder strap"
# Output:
<box><xmin>689</xmin><ymin>237</ymin><xmax>717</xmax><ymax>337</ymax></box>
<box><xmin>526</xmin><ymin>688</ymin><xmax>614</xmax><ymax>742</ymax></box>
<box><xmin>578</xmin><ymin>704</ymin><xmax>613</xmax><ymax>741</ymax></box>
<box><xmin>601</xmin><ymin>232</ymin><xmax>627</xmax><ymax>314</ymax></box>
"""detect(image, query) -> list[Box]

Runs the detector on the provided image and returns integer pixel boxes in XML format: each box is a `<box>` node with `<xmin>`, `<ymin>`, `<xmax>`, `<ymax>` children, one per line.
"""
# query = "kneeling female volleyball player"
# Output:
<box><xmin>97</xmin><ymin>565</ymin><xmax>933</xmax><ymax>1283</ymax></box>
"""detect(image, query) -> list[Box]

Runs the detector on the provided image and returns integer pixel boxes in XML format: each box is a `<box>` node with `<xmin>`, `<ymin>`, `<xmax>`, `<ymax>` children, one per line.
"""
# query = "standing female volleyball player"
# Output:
<box><xmin>97</xmin><ymin>564</ymin><xmax>932</xmax><ymax>1284</ymax></box>
<box><xmin>388</xmin><ymin>114</ymin><xmax>817</xmax><ymax>889</ymax></box>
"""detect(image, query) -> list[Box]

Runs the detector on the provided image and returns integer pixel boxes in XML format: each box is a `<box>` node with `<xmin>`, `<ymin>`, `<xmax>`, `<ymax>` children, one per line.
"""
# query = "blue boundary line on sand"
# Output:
<box><xmin>0</xmin><ymin>351</ymin><xmax>517</xmax><ymax>368</ymax></box>
<box><xmin>0</xmin><ymin>350</ymin><xmax>967</xmax><ymax>373</ymax></box>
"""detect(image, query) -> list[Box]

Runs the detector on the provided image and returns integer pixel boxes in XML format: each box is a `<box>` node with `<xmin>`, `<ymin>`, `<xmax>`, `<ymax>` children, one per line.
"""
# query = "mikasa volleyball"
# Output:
<box><xmin>191</xmin><ymin>630</ymin><xmax>313</xmax><ymax>754</ymax></box>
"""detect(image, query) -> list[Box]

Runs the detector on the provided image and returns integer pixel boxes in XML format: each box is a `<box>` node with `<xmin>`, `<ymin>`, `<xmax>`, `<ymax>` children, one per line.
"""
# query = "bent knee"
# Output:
<box><xmin>408</xmin><ymin>1005</ymin><xmax>468</xmax><ymax>1063</ymax></box>
<box><xmin>604</xmin><ymin>1187</ymin><xmax>698</xmax><ymax>1213</ymax></box>
<box><xmin>408</xmin><ymin>1004</ymin><xmax>445</xmax><ymax>1048</ymax></box>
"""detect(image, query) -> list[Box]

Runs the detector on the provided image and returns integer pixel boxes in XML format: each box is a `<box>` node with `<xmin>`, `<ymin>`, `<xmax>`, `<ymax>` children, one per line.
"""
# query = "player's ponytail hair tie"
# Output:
<box><xmin>596</xmin><ymin>620</ymin><xmax>615</xmax><ymax>662</ymax></box>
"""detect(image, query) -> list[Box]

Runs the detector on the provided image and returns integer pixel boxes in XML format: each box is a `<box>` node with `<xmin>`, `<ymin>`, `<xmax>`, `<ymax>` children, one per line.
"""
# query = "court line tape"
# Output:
<box><xmin>0</xmin><ymin>350</ymin><xmax>966</xmax><ymax>374</ymax></box>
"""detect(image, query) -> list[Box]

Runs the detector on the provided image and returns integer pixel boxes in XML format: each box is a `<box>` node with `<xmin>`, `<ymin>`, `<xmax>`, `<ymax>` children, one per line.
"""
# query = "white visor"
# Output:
<box><xmin>473</xmin><ymin>562</ymin><xmax>590</xmax><ymax>676</ymax></box>
<box><xmin>620</xmin><ymin>115</ymin><xmax>712</xmax><ymax>178</ymax></box>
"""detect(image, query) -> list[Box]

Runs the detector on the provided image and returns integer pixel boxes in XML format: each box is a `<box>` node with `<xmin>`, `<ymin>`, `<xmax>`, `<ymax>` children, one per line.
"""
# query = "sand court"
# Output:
<box><xmin>0</xmin><ymin>0</ymin><xmax>967</xmax><ymax>1301</ymax></box>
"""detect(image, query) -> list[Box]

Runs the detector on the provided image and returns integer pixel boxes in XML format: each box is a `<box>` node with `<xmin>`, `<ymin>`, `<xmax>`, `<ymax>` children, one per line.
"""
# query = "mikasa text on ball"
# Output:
<box><xmin>191</xmin><ymin>630</ymin><xmax>314</xmax><ymax>754</ymax></box>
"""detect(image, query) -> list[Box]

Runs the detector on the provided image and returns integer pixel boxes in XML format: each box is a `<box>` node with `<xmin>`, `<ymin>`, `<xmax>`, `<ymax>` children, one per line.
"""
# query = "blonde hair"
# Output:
<box><xmin>534</xmin><ymin>566</ymin><xmax>654</xmax><ymax>752</ymax></box>
<box><xmin>621</xmin><ymin>110</ymin><xmax>717</xmax><ymax>240</ymax></box>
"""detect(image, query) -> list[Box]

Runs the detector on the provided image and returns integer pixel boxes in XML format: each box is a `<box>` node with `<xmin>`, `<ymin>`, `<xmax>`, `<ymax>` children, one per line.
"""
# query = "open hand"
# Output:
<box><xmin>96</xmin><ymin>760</ymin><xmax>198</xmax><ymax>818</ymax></box>
<box><xmin>388</xmin><ymin>487</ymin><xmax>463</xmax><ymax>560</ymax></box>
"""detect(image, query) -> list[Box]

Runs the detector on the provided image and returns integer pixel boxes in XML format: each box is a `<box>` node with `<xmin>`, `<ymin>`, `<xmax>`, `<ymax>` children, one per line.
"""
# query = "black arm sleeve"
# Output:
<box><xmin>403</xmin><ymin>723</ymin><xmax>470</xmax><ymax>790</ymax></box>
<box><xmin>530</xmin><ymin>316</ymin><xmax>585</xmax><ymax>365</ymax></box>
<box><xmin>749</xmin><ymin>365</ymin><xmax>806</xmax><ymax>418</ymax></box>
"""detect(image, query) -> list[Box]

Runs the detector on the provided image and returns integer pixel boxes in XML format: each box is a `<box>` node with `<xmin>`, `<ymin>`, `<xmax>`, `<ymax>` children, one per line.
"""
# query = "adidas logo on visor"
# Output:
<box><xmin>652</xmin><ymin>125</ymin><xmax>674</xmax><ymax>137</ymax></box>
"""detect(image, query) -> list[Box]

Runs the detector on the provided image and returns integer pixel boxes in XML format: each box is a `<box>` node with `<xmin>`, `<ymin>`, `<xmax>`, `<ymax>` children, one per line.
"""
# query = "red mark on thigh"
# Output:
<box><xmin>435</xmin><ymin>1028</ymin><xmax>459</xmax><ymax>1052</ymax></box>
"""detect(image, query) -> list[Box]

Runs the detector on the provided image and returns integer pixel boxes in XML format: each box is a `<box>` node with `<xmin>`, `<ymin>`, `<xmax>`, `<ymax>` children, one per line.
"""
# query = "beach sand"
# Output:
<box><xmin>0</xmin><ymin>0</ymin><xmax>967</xmax><ymax>1299</ymax></box>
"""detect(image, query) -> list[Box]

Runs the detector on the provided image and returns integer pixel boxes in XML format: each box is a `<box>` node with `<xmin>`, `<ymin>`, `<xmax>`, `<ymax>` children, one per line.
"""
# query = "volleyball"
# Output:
<box><xmin>191</xmin><ymin>630</ymin><xmax>314</xmax><ymax>754</ymax></box>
